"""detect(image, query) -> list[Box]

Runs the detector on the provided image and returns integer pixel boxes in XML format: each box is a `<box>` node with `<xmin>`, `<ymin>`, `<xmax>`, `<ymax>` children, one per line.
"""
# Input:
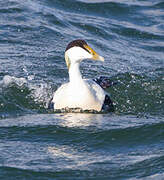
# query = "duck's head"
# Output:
<box><xmin>65</xmin><ymin>39</ymin><xmax>104</xmax><ymax>69</ymax></box>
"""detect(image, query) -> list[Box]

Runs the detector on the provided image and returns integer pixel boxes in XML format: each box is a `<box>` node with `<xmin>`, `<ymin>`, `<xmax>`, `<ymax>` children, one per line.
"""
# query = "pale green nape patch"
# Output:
<box><xmin>65</xmin><ymin>54</ymin><xmax>71</xmax><ymax>70</ymax></box>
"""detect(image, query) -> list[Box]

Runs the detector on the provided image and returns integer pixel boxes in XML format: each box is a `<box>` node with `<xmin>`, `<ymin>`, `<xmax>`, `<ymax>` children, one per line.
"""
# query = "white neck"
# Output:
<box><xmin>69</xmin><ymin>62</ymin><xmax>83</xmax><ymax>85</ymax></box>
<box><xmin>65</xmin><ymin>46</ymin><xmax>92</xmax><ymax>86</ymax></box>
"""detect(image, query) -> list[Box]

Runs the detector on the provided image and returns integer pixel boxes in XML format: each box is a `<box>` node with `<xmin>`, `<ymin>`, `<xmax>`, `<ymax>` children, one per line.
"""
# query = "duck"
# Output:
<box><xmin>50</xmin><ymin>39</ymin><xmax>114</xmax><ymax>112</ymax></box>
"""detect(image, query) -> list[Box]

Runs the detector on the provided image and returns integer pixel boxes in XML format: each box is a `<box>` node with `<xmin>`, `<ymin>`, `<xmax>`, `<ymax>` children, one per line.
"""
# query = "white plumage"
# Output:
<box><xmin>52</xmin><ymin>40</ymin><xmax>106</xmax><ymax>112</ymax></box>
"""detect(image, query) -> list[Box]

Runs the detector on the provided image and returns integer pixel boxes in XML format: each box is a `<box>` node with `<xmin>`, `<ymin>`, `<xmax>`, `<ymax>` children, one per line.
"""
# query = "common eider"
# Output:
<box><xmin>50</xmin><ymin>39</ymin><xmax>114</xmax><ymax>112</ymax></box>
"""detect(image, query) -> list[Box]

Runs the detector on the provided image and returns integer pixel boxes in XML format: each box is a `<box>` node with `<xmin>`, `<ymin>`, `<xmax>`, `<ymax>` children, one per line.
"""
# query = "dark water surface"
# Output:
<box><xmin>0</xmin><ymin>0</ymin><xmax>164</xmax><ymax>179</ymax></box>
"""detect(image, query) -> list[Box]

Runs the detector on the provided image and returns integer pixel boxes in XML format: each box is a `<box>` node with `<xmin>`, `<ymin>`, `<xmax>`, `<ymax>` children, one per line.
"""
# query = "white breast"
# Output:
<box><xmin>52</xmin><ymin>79</ymin><xmax>105</xmax><ymax>111</ymax></box>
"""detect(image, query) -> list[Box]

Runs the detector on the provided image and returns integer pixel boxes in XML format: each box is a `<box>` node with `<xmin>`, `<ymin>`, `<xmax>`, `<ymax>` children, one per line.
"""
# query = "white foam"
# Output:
<box><xmin>28</xmin><ymin>82</ymin><xmax>54</xmax><ymax>107</ymax></box>
<box><xmin>0</xmin><ymin>75</ymin><xmax>54</xmax><ymax>109</ymax></box>
<box><xmin>2</xmin><ymin>75</ymin><xmax>27</xmax><ymax>87</ymax></box>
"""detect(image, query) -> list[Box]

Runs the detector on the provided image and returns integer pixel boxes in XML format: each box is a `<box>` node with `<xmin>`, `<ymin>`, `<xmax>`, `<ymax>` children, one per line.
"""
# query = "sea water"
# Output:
<box><xmin>0</xmin><ymin>0</ymin><xmax>164</xmax><ymax>179</ymax></box>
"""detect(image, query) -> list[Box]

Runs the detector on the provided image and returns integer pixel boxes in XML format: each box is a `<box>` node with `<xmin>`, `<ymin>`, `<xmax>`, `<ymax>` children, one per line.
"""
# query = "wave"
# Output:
<box><xmin>1</xmin><ymin>117</ymin><xmax>164</xmax><ymax>145</ymax></box>
<box><xmin>0</xmin><ymin>1</ymin><xmax>164</xmax><ymax>179</ymax></box>
<box><xmin>0</xmin><ymin>71</ymin><xmax>163</xmax><ymax>118</ymax></box>
<box><xmin>0</xmin><ymin>119</ymin><xmax>164</xmax><ymax>179</ymax></box>
<box><xmin>109</xmin><ymin>71</ymin><xmax>164</xmax><ymax>116</ymax></box>
<box><xmin>0</xmin><ymin>75</ymin><xmax>54</xmax><ymax>118</ymax></box>
<box><xmin>0</xmin><ymin>0</ymin><xmax>163</xmax><ymax>117</ymax></box>
<box><xmin>1</xmin><ymin>154</ymin><xmax>164</xmax><ymax>179</ymax></box>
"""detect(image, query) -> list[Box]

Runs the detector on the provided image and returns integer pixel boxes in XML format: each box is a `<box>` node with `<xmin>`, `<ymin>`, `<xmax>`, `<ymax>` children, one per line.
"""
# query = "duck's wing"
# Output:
<box><xmin>101</xmin><ymin>94</ymin><xmax>115</xmax><ymax>112</ymax></box>
<box><xmin>85</xmin><ymin>79</ymin><xmax>114</xmax><ymax>112</ymax></box>
<box><xmin>93</xmin><ymin>76</ymin><xmax>117</xmax><ymax>89</ymax></box>
<box><xmin>93</xmin><ymin>77</ymin><xmax>115</xmax><ymax>112</ymax></box>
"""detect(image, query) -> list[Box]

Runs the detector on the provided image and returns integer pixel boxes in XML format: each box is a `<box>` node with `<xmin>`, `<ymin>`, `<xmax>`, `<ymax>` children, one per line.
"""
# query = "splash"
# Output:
<box><xmin>0</xmin><ymin>75</ymin><xmax>55</xmax><ymax>118</ymax></box>
<box><xmin>108</xmin><ymin>72</ymin><xmax>164</xmax><ymax>116</ymax></box>
<box><xmin>1</xmin><ymin>75</ymin><xmax>27</xmax><ymax>87</ymax></box>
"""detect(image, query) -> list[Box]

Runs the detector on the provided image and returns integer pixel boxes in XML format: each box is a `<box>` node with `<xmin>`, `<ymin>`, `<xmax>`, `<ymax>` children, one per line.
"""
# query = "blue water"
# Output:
<box><xmin>0</xmin><ymin>0</ymin><xmax>164</xmax><ymax>179</ymax></box>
